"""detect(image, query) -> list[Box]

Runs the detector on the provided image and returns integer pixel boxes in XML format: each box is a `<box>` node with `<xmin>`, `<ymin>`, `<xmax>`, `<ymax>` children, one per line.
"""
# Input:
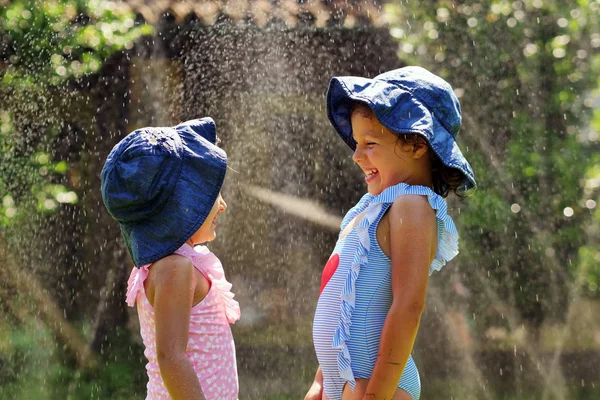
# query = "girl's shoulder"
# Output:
<box><xmin>385</xmin><ymin>193</ymin><xmax>437</xmax><ymax>232</ymax></box>
<box><xmin>371</xmin><ymin>183</ymin><xmax>460</xmax><ymax>274</ymax></box>
<box><xmin>146</xmin><ymin>253</ymin><xmax>196</xmax><ymax>287</ymax></box>
<box><xmin>151</xmin><ymin>253</ymin><xmax>194</xmax><ymax>272</ymax></box>
<box><xmin>143</xmin><ymin>254</ymin><xmax>201</xmax><ymax>307</ymax></box>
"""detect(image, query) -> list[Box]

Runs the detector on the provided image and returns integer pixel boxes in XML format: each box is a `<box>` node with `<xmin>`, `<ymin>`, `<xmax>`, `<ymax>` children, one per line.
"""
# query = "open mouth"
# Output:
<box><xmin>364</xmin><ymin>169</ymin><xmax>379</xmax><ymax>183</ymax></box>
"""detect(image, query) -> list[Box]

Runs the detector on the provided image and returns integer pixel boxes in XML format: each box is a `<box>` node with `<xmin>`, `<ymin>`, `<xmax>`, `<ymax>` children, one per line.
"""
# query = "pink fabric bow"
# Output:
<box><xmin>126</xmin><ymin>264</ymin><xmax>149</xmax><ymax>307</ymax></box>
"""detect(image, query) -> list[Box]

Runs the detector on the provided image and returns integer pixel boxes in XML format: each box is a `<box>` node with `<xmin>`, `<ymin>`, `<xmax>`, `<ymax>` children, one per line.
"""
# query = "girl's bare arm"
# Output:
<box><xmin>362</xmin><ymin>195</ymin><xmax>436</xmax><ymax>400</ymax></box>
<box><xmin>152</xmin><ymin>255</ymin><xmax>206</xmax><ymax>400</ymax></box>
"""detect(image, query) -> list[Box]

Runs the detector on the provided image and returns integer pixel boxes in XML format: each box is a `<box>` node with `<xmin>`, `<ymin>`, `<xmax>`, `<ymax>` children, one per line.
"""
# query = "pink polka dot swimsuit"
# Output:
<box><xmin>126</xmin><ymin>243</ymin><xmax>241</xmax><ymax>400</ymax></box>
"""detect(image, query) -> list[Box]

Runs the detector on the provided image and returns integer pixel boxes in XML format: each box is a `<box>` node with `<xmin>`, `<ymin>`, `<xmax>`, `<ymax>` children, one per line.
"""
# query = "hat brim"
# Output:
<box><xmin>326</xmin><ymin>76</ymin><xmax>476</xmax><ymax>194</ymax></box>
<box><xmin>122</xmin><ymin>118</ymin><xmax>227</xmax><ymax>267</ymax></box>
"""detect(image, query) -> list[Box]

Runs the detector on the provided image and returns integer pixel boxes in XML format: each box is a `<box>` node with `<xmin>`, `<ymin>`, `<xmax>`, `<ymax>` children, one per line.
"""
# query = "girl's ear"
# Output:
<box><xmin>412</xmin><ymin>143</ymin><xmax>429</xmax><ymax>159</ymax></box>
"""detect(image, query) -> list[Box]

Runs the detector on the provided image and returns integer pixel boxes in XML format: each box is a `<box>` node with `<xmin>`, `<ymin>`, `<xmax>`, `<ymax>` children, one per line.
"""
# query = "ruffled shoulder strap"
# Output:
<box><xmin>174</xmin><ymin>244</ymin><xmax>241</xmax><ymax>324</ymax></box>
<box><xmin>371</xmin><ymin>182</ymin><xmax>459</xmax><ymax>274</ymax></box>
<box><xmin>332</xmin><ymin>183</ymin><xmax>459</xmax><ymax>389</ymax></box>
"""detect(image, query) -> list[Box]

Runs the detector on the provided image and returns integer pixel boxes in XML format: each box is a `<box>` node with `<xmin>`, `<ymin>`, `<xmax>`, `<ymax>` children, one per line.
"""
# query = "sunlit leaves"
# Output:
<box><xmin>0</xmin><ymin>0</ymin><xmax>153</xmax><ymax>84</ymax></box>
<box><xmin>0</xmin><ymin>0</ymin><xmax>153</xmax><ymax>227</ymax></box>
<box><xmin>578</xmin><ymin>246</ymin><xmax>600</xmax><ymax>296</ymax></box>
<box><xmin>0</xmin><ymin>107</ymin><xmax>74</xmax><ymax>226</ymax></box>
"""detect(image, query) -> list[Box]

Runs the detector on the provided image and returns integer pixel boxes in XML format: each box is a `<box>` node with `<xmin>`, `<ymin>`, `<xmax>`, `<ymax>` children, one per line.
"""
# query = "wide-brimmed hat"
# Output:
<box><xmin>101</xmin><ymin>118</ymin><xmax>227</xmax><ymax>267</ymax></box>
<box><xmin>326</xmin><ymin>66</ymin><xmax>476</xmax><ymax>195</ymax></box>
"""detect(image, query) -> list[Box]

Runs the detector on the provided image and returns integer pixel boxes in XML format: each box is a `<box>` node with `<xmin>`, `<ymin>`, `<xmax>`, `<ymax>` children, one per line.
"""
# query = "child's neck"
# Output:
<box><xmin>405</xmin><ymin>158</ymin><xmax>434</xmax><ymax>189</ymax></box>
<box><xmin>403</xmin><ymin>170</ymin><xmax>433</xmax><ymax>190</ymax></box>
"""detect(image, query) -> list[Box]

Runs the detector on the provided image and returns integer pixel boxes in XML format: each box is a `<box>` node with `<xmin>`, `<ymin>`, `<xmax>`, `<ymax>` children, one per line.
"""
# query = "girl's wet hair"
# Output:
<box><xmin>351</xmin><ymin>102</ymin><xmax>465</xmax><ymax>198</ymax></box>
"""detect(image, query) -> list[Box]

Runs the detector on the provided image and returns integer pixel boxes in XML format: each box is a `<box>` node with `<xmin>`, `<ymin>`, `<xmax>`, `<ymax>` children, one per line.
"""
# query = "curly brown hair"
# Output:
<box><xmin>350</xmin><ymin>103</ymin><xmax>466</xmax><ymax>198</ymax></box>
<box><xmin>397</xmin><ymin>134</ymin><xmax>466</xmax><ymax>198</ymax></box>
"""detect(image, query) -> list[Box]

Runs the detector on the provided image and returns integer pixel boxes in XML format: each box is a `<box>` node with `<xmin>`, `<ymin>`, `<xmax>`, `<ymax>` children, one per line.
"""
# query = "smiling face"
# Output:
<box><xmin>350</xmin><ymin>105</ymin><xmax>432</xmax><ymax>195</ymax></box>
<box><xmin>188</xmin><ymin>193</ymin><xmax>227</xmax><ymax>245</ymax></box>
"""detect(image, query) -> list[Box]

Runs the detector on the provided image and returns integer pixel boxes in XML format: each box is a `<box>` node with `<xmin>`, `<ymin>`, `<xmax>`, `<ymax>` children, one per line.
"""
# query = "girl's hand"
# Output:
<box><xmin>304</xmin><ymin>381</ymin><xmax>323</xmax><ymax>400</ymax></box>
<box><xmin>305</xmin><ymin>366</ymin><xmax>324</xmax><ymax>400</ymax></box>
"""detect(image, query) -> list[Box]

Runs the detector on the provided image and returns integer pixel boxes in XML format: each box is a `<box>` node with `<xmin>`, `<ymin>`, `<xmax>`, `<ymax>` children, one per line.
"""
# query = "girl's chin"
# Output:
<box><xmin>191</xmin><ymin>235</ymin><xmax>215</xmax><ymax>246</ymax></box>
<box><xmin>367</xmin><ymin>184</ymin><xmax>383</xmax><ymax>195</ymax></box>
<box><xmin>366</xmin><ymin>175</ymin><xmax>385</xmax><ymax>195</ymax></box>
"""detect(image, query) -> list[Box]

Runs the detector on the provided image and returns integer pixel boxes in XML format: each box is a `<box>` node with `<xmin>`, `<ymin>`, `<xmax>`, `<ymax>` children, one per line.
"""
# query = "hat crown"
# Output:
<box><xmin>101</xmin><ymin>127</ymin><xmax>184</xmax><ymax>223</ymax></box>
<box><xmin>377</xmin><ymin>66</ymin><xmax>462</xmax><ymax>138</ymax></box>
<box><xmin>175</xmin><ymin>119</ymin><xmax>217</xmax><ymax>144</ymax></box>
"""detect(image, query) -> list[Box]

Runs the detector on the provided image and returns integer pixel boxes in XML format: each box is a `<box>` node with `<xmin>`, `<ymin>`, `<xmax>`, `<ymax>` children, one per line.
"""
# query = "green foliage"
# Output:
<box><xmin>0</xmin><ymin>112</ymin><xmax>78</xmax><ymax>226</ymax></box>
<box><xmin>386</xmin><ymin>0</ymin><xmax>600</xmax><ymax>325</ymax></box>
<box><xmin>1</xmin><ymin>0</ymin><xmax>152</xmax><ymax>86</ymax></box>
<box><xmin>0</xmin><ymin>0</ymin><xmax>152</xmax><ymax>227</ymax></box>
<box><xmin>578</xmin><ymin>246</ymin><xmax>600</xmax><ymax>296</ymax></box>
<box><xmin>61</xmin><ymin>329</ymin><xmax>147</xmax><ymax>400</ymax></box>
<box><xmin>0</xmin><ymin>323</ymin><xmax>59</xmax><ymax>399</ymax></box>
<box><xmin>0</xmin><ymin>323</ymin><xmax>146</xmax><ymax>400</ymax></box>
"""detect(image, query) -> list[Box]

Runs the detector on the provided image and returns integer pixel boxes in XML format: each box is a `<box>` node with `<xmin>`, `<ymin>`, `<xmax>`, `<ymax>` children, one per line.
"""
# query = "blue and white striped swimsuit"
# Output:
<box><xmin>313</xmin><ymin>183</ymin><xmax>459</xmax><ymax>400</ymax></box>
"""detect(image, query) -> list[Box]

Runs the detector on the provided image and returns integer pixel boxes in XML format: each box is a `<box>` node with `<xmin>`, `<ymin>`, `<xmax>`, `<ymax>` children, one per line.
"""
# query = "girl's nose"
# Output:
<box><xmin>352</xmin><ymin>146</ymin><xmax>363</xmax><ymax>163</ymax></box>
<box><xmin>219</xmin><ymin>197</ymin><xmax>227</xmax><ymax>212</ymax></box>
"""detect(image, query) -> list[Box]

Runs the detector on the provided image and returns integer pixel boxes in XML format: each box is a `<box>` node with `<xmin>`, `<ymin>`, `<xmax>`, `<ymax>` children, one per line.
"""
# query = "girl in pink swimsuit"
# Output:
<box><xmin>101</xmin><ymin>118</ymin><xmax>240</xmax><ymax>400</ymax></box>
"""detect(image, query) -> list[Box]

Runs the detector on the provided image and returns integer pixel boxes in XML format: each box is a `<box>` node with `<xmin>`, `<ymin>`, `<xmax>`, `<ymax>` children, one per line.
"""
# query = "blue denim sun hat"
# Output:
<box><xmin>101</xmin><ymin>118</ymin><xmax>227</xmax><ymax>267</ymax></box>
<box><xmin>326</xmin><ymin>66</ymin><xmax>476</xmax><ymax>195</ymax></box>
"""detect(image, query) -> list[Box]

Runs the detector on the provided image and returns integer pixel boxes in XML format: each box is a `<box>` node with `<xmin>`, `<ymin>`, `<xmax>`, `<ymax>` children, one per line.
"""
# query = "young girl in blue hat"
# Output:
<box><xmin>306</xmin><ymin>67</ymin><xmax>476</xmax><ymax>400</ymax></box>
<box><xmin>101</xmin><ymin>118</ymin><xmax>240</xmax><ymax>400</ymax></box>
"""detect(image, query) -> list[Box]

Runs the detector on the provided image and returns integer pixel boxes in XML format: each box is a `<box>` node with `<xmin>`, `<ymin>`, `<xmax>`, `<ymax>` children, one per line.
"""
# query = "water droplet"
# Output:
<box><xmin>585</xmin><ymin>199</ymin><xmax>596</xmax><ymax>209</ymax></box>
